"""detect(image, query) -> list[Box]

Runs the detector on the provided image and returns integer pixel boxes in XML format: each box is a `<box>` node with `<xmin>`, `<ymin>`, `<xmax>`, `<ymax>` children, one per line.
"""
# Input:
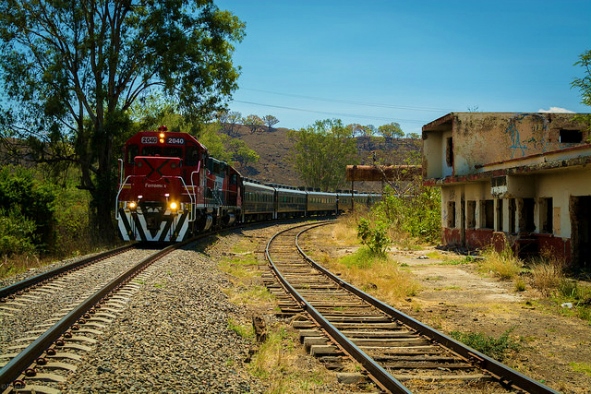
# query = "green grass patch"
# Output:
<box><xmin>570</xmin><ymin>362</ymin><xmax>591</xmax><ymax>377</ymax></box>
<box><xmin>227</xmin><ymin>318</ymin><xmax>254</xmax><ymax>339</ymax></box>
<box><xmin>339</xmin><ymin>246</ymin><xmax>387</xmax><ymax>269</ymax></box>
<box><xmin>450</xmin><ymin>328</ymin><xmax>521</xmax><ymax>361</ymax></box>
<box><xmin>438</xmin><ymin>256</ymin><xmax>475</xmax><ymax>265</ymax></box>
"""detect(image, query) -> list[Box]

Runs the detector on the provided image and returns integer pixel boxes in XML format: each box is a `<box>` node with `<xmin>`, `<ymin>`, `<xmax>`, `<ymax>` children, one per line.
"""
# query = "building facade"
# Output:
<box><xmin>422</xmin><ymin>112</ymin><xmax>591</xmax><ymax>269</ymax></box>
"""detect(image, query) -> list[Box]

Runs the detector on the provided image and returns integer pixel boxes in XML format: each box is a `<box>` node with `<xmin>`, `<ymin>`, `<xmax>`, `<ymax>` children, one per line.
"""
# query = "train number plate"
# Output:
<box><xmin>166</xmin><ymin>137</ymin><xmax>185</xmax><ymax>145</ymax></box>
<box><xmin>141</xmin><ymin>136</ymin><xmax>158</xmax><ymax>144</ymax></box>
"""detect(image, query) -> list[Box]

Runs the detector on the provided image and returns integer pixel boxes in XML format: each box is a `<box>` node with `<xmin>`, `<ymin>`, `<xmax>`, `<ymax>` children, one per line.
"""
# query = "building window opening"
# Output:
<box><xmin>508</xmin><ymin>199</ymin><xmax>516</xmax><ymax>234</ymax></box>
<box><xmin>520</xmin><ymin>198</ymin><xmax>536</xmax><ymax>233</ymax></box>
<box><xmin>481</xmin><ymin>200</ymin><xmax>494</xmax><ymax>229</ymax></box>
<box><xmin>467</xmin><ymin>200</ymin><xmax>476</xmax><ymax>229</ymax></box>
<box><xmin>447</xmin><ymin>201</ymin><xmax>456</xmax><ymax>228</ymax></box>
<box><xmin>496</xmin><ymin>199</ymin><xmax>504</xmax><ymax>231</ymax></box>
<box><xmin>559</xmin><ymin>129</ymin><xmax>582</xmax><ymax>143</ymax></box>
<box><xmin>445</xmin><ymin>137</ymin><xmax>454</xmax><ymax>167</ymax></box>
<box><xmin>540</xmin><ymin>197</ymin><xmax>553</xmax><ymax>233</ymax></box>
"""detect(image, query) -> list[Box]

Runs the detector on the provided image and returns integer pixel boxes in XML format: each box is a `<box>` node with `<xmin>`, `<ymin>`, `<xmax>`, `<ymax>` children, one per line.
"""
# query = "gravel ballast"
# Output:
<box><xmin>61</xmin><ymin>247</ymin><xmax>267</xmax><ymax>393</ymax></box>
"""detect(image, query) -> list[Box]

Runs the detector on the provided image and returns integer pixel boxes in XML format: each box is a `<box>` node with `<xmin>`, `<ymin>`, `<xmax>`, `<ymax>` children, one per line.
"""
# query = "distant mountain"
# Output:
<box><xmin>224</xmin><ymin>125</ymin><xmax>421</xmax><ymax>190</ymax></box>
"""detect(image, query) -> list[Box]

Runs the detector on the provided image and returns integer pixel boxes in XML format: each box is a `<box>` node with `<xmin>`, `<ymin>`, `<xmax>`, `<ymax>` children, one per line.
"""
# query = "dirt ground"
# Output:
<box><xmin>303</xmin><ymin>224</ymin><xmax>591</xmax><ymax>394</ymax></box>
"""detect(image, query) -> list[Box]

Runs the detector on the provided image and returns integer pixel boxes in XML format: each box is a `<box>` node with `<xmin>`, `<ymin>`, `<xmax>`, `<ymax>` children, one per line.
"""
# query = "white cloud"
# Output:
<box><xmin>538</xmin><ymin>107</ymin><xmax>575</xmax><ymax>113</ymax></box>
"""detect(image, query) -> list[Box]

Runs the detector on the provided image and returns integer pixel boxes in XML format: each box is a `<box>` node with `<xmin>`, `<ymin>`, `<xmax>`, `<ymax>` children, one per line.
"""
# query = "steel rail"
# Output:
<box><xmin>0</xmin><ymin>244</ymin><xmax>136</xmax><ymax>300</ymax></box>
<box><xmin>0</xmin><ymin>240</ymin><xmax>188</xmax><ymax>391</ymax></box>
<box><xmin>293</xmin><ymin>222</ymin><xmax>560</xmax><ymax>394</ymax></box>
<box><xmin>265</xmin><ymin>222</ymin><xmax>412</xmax><ymax>394</ymax></box>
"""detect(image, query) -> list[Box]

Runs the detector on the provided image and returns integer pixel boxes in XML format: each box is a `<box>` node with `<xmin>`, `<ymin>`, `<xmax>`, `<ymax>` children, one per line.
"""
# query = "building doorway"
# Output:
<box><xmin>571</xmin><ymin>196</ymin><xmax>591</xmax><ymax>270</ymax></box>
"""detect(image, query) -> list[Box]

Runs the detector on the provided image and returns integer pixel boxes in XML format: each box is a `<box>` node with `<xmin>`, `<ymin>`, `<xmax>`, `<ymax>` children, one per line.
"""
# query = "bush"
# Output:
<box><xmin>0</xmin><ymin>209</ymin><xmax>38</xmax><ymax>256</ymax></box>
<box><xmin>0</xmin><ymin>166</ymin><xmax>57</xmax><ymax>256</ymax></box>
<box><xmin>372</xmin><ymin>185</ymin><xmax>441</xmax><ymax>245</ymax></box>
<box><xmin>357</xmin><ymin>217</ymin><xmax>391</xmax><ymax>255</ymax></box>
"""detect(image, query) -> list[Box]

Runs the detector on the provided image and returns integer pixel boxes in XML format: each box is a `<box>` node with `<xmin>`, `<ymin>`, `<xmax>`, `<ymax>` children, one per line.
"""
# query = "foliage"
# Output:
<box><xmin>372</xmin><ymin>185</ymin><xmax>441</xmax><ymax>244</ymax></box>
<box><xmin>51</xmin><ymin>185</ymin><xmax>93</xmax><ymax>258</ymax></box>
<box><xmin>0</xmin><ymin>0</ymin><xmax>245</xmax><ymax>240</ymax></box>
<box><xmin>288</xmin><ymin>119</ymin><xmax>358</xmax><ymax>191</ymax></box>
<box><xmin>0</xmin><ymin>209</ymin><xmax>38</xmax><ymax>257</ymax></box>
<box><xmin>572</xmin><ymin>49</ymin><xmax>591</xmax><ymax>108</ymax></box>
<box><xmin>262</xmin><ymin>115</ymin><xmax>280</xmax><ymax>130</ymax></box>
<box><xmin>378</xmin><ymin>122</ymin><xmax>404</xmax><ymax>139</ymax></box>
<box><xmin>0</xmin><ymin>165</ymin><xmax>57</xmax><ymax>256</ymax></box>
<box><xmin>450</xmin><ymin>328</ymin><xmax>520</xmax><ymax>362</ymax></box>
<box><xmin>244</xmin><ymin>114</ymin><xmax>265</xmax><ymax>133</ymax></box>
<box><xmin>357</xmin><ymin>218</ymin><xmax>391</xmax><ymax>255</ymax></box>
<box><xmin>228</xmin><ymin>139</ymin><xmax>260</xmax><ymax>169</ymax></box>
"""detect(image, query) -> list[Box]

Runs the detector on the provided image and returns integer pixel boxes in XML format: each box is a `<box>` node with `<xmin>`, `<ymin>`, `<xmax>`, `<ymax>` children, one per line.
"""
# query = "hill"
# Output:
<box><xmin>224</xmin><ymin>125</ymin><xmax>422</xmax><ymax>190</ymax></box>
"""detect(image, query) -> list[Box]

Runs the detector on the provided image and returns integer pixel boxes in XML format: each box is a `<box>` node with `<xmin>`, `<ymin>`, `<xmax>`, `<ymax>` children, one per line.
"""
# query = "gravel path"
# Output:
<box><xmin>60</xmin><ymin>247</ymin><xmax>266</xmax><ymax>393</ymax></box>
<box><xmin>1</xmin><ymin>249</ymin><xmax>157</xmax><ymax>354</ymax></box>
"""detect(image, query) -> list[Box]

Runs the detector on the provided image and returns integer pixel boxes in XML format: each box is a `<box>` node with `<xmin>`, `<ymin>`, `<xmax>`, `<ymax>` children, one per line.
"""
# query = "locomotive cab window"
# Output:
<box><xmin>127</xmin><ymin>144</ymin><xmax>139</xmax><ymax>164</ymax></box>
<box><xmin>185</xmin><ymin>146</ymin><xmax>200</xmax><ymax>166</ymax></box>
<box><xmin>142</xmin><ymin>146</ymin><xmax>161</xmax><ymax>156</ymax></box>
<box><xmin>162</xmin><ymin>147</ymin><xmax>183</xmax><ymax>158</ymax></box>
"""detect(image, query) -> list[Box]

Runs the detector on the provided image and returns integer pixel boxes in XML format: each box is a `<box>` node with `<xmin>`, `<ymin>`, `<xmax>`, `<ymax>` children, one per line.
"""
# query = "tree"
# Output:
<box><xmin>0</xmin><ymin>0</ymin><xmax>245</xmax><ymax>241</ymax></box>
<box><xmin>244</xmin><ymin>114</ymin><xmax>264</xmax><ymax>133</ymax></box>
<box><xmin>216</xmin><ymin>110</ymin><xmax>242</xmax><ymax>136</ymax></box>
<box><xmin>262</xmin><ymin>115</ymin><xmax>280</xmax><ymax>131</ymax></box>
<box><xmin>378</xmin><ymin>122</ymin><xmax>404</xmax><ymax>139</ymax></box>
<box><xmin>229</xmin><ymin>139</ymin><xmax>260</xmax><ymax>169</ymax></box>
<box><xmin>226</xmin><ymin>111</ymin><xmax>244</xmax><ymax>136</ymax></box>
<box><xmin>289</xmin><ymin>119</ymin><xmax>358</xmax><ymax>191</ymax></box>
<box><xmin>572</xmin><ymin>49</ymin><xmax>591</xmax><ymax>107</ymax></box>
<box><xmin>572</xmin><ymin>49</ymin><xmax>591</xmax><ymax>130</ymax></box>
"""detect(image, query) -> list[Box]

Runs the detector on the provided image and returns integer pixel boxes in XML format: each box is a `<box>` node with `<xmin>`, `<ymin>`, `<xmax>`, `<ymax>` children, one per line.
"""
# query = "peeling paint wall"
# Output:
<box><xmin>423</xmin><ymin>112</ymin><xmax>590</xmax><ymax>179</ymax></box>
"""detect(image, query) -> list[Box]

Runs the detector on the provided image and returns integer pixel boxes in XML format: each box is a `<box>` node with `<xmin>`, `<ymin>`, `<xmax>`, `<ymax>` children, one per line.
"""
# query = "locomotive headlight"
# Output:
<box><xmin>169</xmin><ymin>201</ymin><xmax>178</xmax><ymax>211</ymax></box>
<box><xmin>159</xmin><ymin>132</ymin><xmax>165</xmax><ymax>143</ymax></box>
<box><xmin>128</xmin><ymin>201</ymin><xmax>137</xmax><ymax>210</ymax></box>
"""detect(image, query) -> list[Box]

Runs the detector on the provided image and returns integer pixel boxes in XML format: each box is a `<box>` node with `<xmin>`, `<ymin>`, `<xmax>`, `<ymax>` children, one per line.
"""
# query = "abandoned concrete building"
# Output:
<box><xmin>422</xmin><ymin>112</ymin><xmax>591</xmax><ymax>269</ymax></box>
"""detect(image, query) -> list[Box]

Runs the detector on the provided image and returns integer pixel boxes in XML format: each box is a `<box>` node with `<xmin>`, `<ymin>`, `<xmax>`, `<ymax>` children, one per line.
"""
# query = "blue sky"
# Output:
<box><xmin>215</xmin><ymin>0</ymin><xmax>591</xmax><ymax>135</ymax></box>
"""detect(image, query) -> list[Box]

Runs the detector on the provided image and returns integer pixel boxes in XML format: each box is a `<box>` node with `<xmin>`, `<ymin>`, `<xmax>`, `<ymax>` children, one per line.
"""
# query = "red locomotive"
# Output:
<box><xmin>116</xmin><ymin>126</ymin><xmax>241</xmax><ymax>242</ymax></box>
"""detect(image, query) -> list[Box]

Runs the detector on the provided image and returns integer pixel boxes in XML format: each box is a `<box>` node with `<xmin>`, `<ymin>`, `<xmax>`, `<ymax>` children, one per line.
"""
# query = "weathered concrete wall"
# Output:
<box><xmin>423</xmin><ymin>112</ymin><xmax>590</xmax><ymax>179</ymax></box>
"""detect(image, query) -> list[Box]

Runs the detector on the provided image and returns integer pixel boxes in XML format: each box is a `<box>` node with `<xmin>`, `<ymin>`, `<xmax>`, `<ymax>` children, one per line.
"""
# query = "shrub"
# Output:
<box><xmin>372</xmin><ymin>185</ymin><xmax>441</xmax><ymax>245</ymax></box>
<box><xmin>0</xmin><ymin>165</ymin><xmax>57</xmax><ymax>255</ymax></box>
<box><xmin>0</xmin><ymin>209</ymin><xmax>38</xmax><ymax>256</ymax></box>
<box><xmin>357</xmin><ymin>217</ymin><xmax>391</xmax><ymax>255</ymax></box>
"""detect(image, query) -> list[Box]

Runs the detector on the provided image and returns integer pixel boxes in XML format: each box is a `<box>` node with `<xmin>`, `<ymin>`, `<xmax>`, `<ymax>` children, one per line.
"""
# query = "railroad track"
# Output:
<box><xmin>263</xmin><ymin>222</ymin><xmax>560</xmax><ymax>393</ymax></box>
<box><xmin>0</xmin><ymin>241</ymin><xmax>191</xmax><ymax>393</ymax></box>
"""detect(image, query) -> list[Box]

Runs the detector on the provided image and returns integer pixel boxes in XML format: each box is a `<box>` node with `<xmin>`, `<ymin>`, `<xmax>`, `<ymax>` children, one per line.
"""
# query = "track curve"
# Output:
<box><xmin>265</xmin><ymin>221</ymin><xmax>559</xmax><ymax>393</ymax></box>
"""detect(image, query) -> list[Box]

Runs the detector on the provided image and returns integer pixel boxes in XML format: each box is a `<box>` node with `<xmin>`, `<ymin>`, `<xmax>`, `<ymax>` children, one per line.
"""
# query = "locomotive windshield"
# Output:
<box><xmin>126</xmin><ymin>144</ymin><xmax>186</xmax><ymax>164</ymax></box>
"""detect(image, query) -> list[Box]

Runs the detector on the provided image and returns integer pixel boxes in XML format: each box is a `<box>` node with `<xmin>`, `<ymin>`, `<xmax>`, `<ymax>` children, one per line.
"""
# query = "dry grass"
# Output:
<box><xmin>308</xmin><ymin>218</ymin><xmax>421</xmax><ymax>303</ymax></box>
<box><xmin>249</xmin><ymin>325</ymin><xmax>351</xmax><ymax>393</ymax></box>
<box><xmin>0</xmin><ymin>254</ymin><xmax>42</xmax><ymax>280</ymax></box>
<box><xmin>479</xmin><ymin>247</ymin><xmax>522</xmax><ymax>280</ymax></box>
<box><xmin>530</xmin><ymin>263</ymin><xmax>563</xmax><ymax>296</ymax></box>
<box><xmin>529</xmin><ymin>250</ymin><xmax>567</xmax><ymax>297</ymax></box>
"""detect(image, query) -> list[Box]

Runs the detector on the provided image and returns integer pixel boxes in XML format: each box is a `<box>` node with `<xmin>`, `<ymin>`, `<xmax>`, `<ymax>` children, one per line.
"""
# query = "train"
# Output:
<box><xmin>115</xmin><ymin>127</ymin><xmax>381</xmax><ymax>242</ymax></box>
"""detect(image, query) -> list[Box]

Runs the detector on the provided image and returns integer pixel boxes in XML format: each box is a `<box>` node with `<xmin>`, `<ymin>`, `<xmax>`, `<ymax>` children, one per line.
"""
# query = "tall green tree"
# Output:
<box><xmin>572</xmin><ymin>49</ymin><xmax>591</xmax><ymax>107</ymax></box>
<box><xmin>0</xmin><ymin>0</ymin><xmax>245</xmax><ymax>241</ymax></box>
<box><xmin>289</xmin><ymin>119</ymin><xmax>358</xmax><ymax>191</ymax></box>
